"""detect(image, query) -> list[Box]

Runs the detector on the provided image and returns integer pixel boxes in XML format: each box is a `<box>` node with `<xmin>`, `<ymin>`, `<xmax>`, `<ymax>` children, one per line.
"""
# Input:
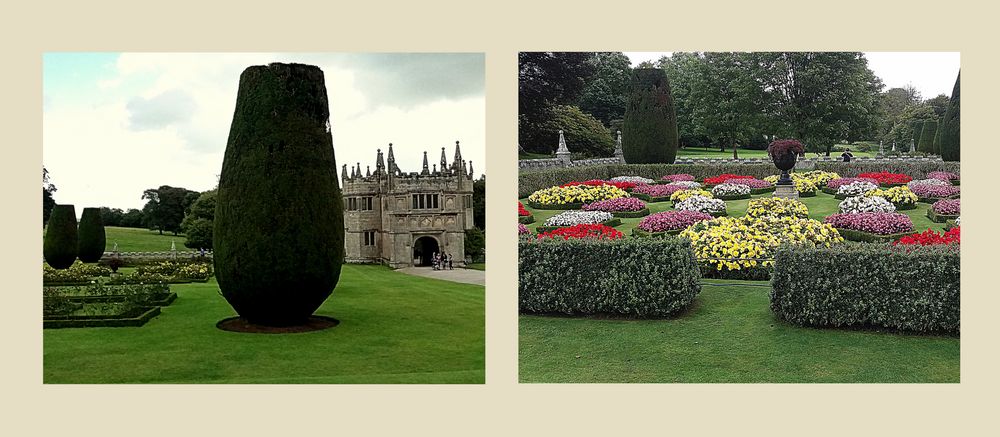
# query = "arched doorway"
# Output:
<box><xmin>412</xmin><ymin>236</ymin><xmax>440</xmax><ymax>267</ymax></box>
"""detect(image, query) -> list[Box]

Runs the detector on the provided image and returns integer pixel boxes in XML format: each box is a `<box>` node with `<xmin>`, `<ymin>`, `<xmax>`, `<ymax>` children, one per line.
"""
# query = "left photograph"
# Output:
<box><xmin>42</xmin><ymin>53</ymin><xmax>486</xmax><ymax>384</ymax></box>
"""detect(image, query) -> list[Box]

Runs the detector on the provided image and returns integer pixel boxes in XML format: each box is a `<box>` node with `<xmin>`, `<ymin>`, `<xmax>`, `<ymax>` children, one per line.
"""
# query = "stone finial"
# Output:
<box><xmin>342</xmin><ymin>164</ymin><xmax>348</xmax><ymax>180</ymax></box>
<box><xmin>366</xmin><ymin>165</ymin><xmax>371</xmax><ymax>177</ymax></box>
<box><xmin>614</xmin><ymin>130</ymin><xmax>625</xmax><ymax>163</ymax></box>
<box><xmin>909</xmin><ymin>139</ymin><xmax>915</xmax><ymax>153</ymax></box>
<box><xmin>879</xmin><ymin>140</ymin><xmax>884</xmax><ymax>155</ymax></box>
<box><xmin>452</xmin><ymin>140</ymin><xmax>463</xmax><ymax>170</ymax></box>
<box><xmin>555</xmin><ymin>129</ymin><xmax>571</xmax><ymax>164</ymax></box>
<box><xmin>376</xmin><ymin>148</ymin><xmax>385</xmax><ymax>173</ymax></box>
<box><xmin>421</xmin><ymin>151</ymin><xmax>430</xmax><ymax>175</ymax></box>
<box><xmin>440</xmin><ymin>147</ymin><xmax>448</xmax><ymax>173</ymax></box>
<box><xmin>433</xmin><ymin>164</ymin><xmax>437</xmax><ymax>174</ymax></box>
<box><xmin>892</xmin><ymin>141</ymin><xmax>896</xmax><ymax>152</ymax></box>
<box><xmin>356</xmin><ymin>162</ymin><xmax>362</xmax><ymax>178</ymax></box>
<box><xmin>468</xmin><ymin>160</ymin><xmax>473</xmax><ymax>177</ymax></box>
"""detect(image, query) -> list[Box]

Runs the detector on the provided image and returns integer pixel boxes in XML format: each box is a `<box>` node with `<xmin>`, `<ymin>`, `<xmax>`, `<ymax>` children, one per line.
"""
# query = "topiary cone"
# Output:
<box><xmin>44</xmin><ymin>204</ymin><xmax>78</xmax><ymax>269</ymax></box>
<box><xmin>622</xmin><ymin>68</ymin><xmax>679</xmax><ymax>164</ymax></box>
<box><xmin>214</xmin><ymin>63</ymin><xmax>345</xmax><ymax>326</ymax></box>
<box><xmin>77</xmin><ymin>207</ymin><xmax>106</xmax><ymax>263</ymax></box>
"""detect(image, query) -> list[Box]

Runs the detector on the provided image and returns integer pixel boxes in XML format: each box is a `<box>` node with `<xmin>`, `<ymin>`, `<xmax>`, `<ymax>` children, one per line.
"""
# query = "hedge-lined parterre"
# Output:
<box><xmin>527</xmin><ymin>183</ymin><xmax>629</xmax><ymax>208</ymax></box>
<box><xmin>745</xmin><ymin>197</ymin><xmax>809</xmax><ymax>219</ymax></box>
<box><xmin>675</xmin><ymin>195</ymin><xmax>727</xmax><ymax>215</ymax></box>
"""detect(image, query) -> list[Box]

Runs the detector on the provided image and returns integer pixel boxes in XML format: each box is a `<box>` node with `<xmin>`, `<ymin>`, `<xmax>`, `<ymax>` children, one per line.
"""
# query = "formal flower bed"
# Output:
<box><xmin>907</xmin><ymin>178</ymin><xmax>950</xmax><ymax>189</ymax></box>
<box><xmin>932</xmin><ymin>198</ymin><xmax>961</xmax><ymax>215</ymax></box>
<box><xmin>927</xmin><ymin>171</ymin><xmax>960</xmax><ymax>182</ymax></box>
<box><xmin>536</xmin><ymin>223</ymin><xmax>624</xmax><ymax>240</ymax></box>
<box><xmin>858</xmin><ymin>171</ymin><xmax>912</xmax><ymax>186</ymax></box>
<box><xmin>44</xmin><ymin>261</ymin><xmax>113</xmax><ymax>284</ymax></box>
<box><xmin>675</xmin><ymin>195</ymin><xmax>727</xmax><ymax>215</ymax></box>
<box><xmin>561</xmin><ymin>179</ymin><xmax>638</xmax><ymax>191</ymax></box>
<box><xmin>909</xmin><ymin>181</ymin><xmax>961</xmax><ymax>200</ymax></box>
<box><xmin>668</xmin><ymin>181</ymin><xmax>702</xmax><ymax>189</ymax></box>
<box><xmin>764</xmin><ymin>174</ymin><xmax>820</xmax><ymax>194</ymax></box>
<box><xmin>836</xmin><ymin>180</ymin><xmax>879</xmax><ymax>197</ymax></box>
<box><xmin>136</xmin><ymin>261</ymin><xmax>213</xmax><ymax>281</ymax></box>
<box><xmin>518</xmin><ymin>201</ymin><xmax>535</xmax><ymax>224</ymax></box>
<box><xmin>527</xmin><ymin>184</ymin><xmax>629</xmax><ymax>208</ymax></box>
<box><xmin>679</xmin><ymin>215</ymin><xmax>843</xmax><ymax>278</ymax></box>
<box><xmin>636</xmin><ymin>210</ymin><xmax>713</xmax><ymax>234</ymax></box>
<box><xmin>609</xmin><ymin>175</ymin><xmax>655</xmax><ymax>185</ymax></box>
<box><xmin>824</xmin><ymin>212</ymin><xmax>914</xmax><ymax>235</ymax></box>
<box><xmin>670</xmin><ymin>188</ymin><xmax>714</xmax><ymax>203</ymax></box>
<box><xmin>839</xmin><ymin>195</ymin><xmax>896</xmax><ymax>214</ymax></box>
<box><xmin>827</xmin><ymin>177</ymin><xmax>879</xmax><ymax>191</ymax></box>
<box><xmin>632</xmin><ymin>183</ymin><xmax>685</xmax><ymax>200</ymax></box>
<box><xmin>660</xmin><ymin>173</ymin><xmax>695</xmax><ymax>183</ymax></box>
<box><xmin>724</xmin><ymin>178</ymin><xmax>773</xmax><ymax>189</ymax></box>
<box><xmin>865</xmin><ymin>186</ymin><xmax>918</xmax><ymax>209</ymax></box>
<box><xmin>894</xmin><ymin>227</ymin><xmax>960</xmax><ymax>246</ymax></box>
<box><xmin>543</xmin><ymin>210</ymin><xmax>615</xmax><ymax>227</ymax></box>
<box><xmin>518</xmin><ymin>223</ymin><xmax>530</xmax><ymax>235</ymax></box>
<box><xmin>582</xmin><ymin>197</ymin><xmax>649</xmax><ymax>217</ymax></box>
<box><xmin>745</xmin><ymin>197</ymin><xmax>809</xmax><ymax>219</ymax></box>
<box><xmin>710</xmin><ymin>183</ymin><xmax>751</xmax><ymax>200</ymax></box>
<box><xmin>704</xmin><ymin>174</ymin><xmax>755</xmax><ymax>185</ymax></box>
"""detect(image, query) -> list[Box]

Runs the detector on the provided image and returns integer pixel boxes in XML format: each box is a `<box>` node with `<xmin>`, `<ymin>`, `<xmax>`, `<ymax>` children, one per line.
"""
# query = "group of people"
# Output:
<box><xmin>432</xmin><ymin>252</ymin><xmax>454</xmax><ymax>271</ymax></box>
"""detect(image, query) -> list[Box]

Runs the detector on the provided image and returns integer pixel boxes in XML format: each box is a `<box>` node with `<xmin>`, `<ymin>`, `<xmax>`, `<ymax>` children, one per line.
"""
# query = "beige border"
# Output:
<box><xmin>3</xmin><ymin>1</ymin><xmax>996</xmax><ymax>434</ymax></box>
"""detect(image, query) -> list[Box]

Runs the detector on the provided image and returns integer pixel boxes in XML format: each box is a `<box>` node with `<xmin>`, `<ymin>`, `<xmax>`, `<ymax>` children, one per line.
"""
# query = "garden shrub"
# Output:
<box><xmin>938</xmin><ymin>72</ymin><xmax>960</xmax><ymax>162</ymax></box>
<box><xmin>44</xmin><ymin>204</ymin><xmax>78</xmax><ymax>269</ymax></box>
<box><xmin>77</xmin><ymin>207</ymin><xmax>106</xmax><ymax>263</ymax></box>
<box><xmin>519</xmin><ymin>237</ymin><xmax>700</xmax><ymax>317</ymax></box>
<box><xmin>622</xmin><ymin>68</ymin><xmax>678</xmax><ymax>164</ymax></box>
<box><xmin>917</xmin><ymin>120</ymin><xmax>938</xmax><ymax>154</ymax></box>
<box><xmin>214</xmin><ymin>63</ymin><xmax>345</xmax><ymax>326</ymax></box>
<box><xmin>538</xmin><ymin>105</ymin><xmax>615</xmax><ymax>158</ymax></box>
<box><xmin>770</xmin><ymin>244</ymin><xmax>959</xmax><ymax>334</ymax></box>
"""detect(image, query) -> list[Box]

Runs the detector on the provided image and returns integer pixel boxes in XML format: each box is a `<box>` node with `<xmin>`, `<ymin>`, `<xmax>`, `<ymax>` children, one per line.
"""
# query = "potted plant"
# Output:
<box><xmin>767</xmin><ymin>139</ymin><xmax>805</xmax><ymax>185</ymax></box>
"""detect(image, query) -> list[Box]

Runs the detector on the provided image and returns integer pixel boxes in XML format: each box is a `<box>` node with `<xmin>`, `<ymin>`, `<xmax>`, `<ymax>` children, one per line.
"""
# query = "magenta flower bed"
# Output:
<box><xmin>932</xmin><ymin>198</ymin><xmax>960</xmax><ymax>215</ymax></box>
<box><xmin>518</xmin><ymin>223</ymin><xmax>530</xmax><ymax>235</ymax></box>
<box><xmin>724</xmin><ymin>178</ymin><xmax>772</xmax><ymax>189</ymax></box>
<box><xmin>827</xmin><ymin>177</ymin><xmax>879</xmax><ymax>190</ymax></box>
<box><xmin>910</xmin><ymin>183</ymin><xmax>960</xmax><ymax>199</ymax></box>
<box><xmin>927</xmin><ymin>171</ymin><xmax>960</xmax><ymax>182</ymax></box>
<box><xmin>633</xmin><ymin>183</ymin><xmax>685</xmax><ymax>197</ymax></box>
<box><xmin>660</xmin><ymin>173</ymin><xmax>695</xmax><ymax>182</ymax></box>
<box><xmin>636</xmin><ymin>210</ymin><xmax>713</xmax><ymax>233</ymax></box>
<box><xmin>824</xmin><ymin>212</ymin><xmax>914</xmax><ymax>235</ymax></box>
<box><xmin>582</xmin><ymin>197</ymin><xmax>647</xmax><ymax>212</ymax></box>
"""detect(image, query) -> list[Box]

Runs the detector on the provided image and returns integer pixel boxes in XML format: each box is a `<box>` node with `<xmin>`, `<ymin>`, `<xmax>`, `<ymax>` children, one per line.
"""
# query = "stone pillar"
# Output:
<box><xmin>878</xmin><ymin>140</ymin><xmax>884</xmax><ymax>156</ymax></box>
<box><xmin>773</xmin><ymin>184</ymin><xmax>799</xmax><ymax>200</ymax></box>
<box><xmin>613</xmin><ymin>130</ymin><xmax>625</xmax><ymax>163</ymax></box>
<box><xmin>892</xmin><ymin>141</ymin><xmax>896</xmax><ymax>152</ymax></box>
<box><xmin>909</xmin><ymin>139</ymin><xmax>915</xmax><ymax>153</ymax></box>
<box><xmin>555</xmin><ymin>129</ymin><xmax>571</xmax><ymax>165</ymax></box>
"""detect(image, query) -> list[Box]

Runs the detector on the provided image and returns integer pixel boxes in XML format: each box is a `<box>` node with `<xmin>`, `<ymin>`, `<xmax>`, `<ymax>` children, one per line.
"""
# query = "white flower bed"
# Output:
<box><xmin>955</xmin><ymin>216</ymin><xmax>961</xmax><ymax>226</ymax></box>
<box><xmin>836</xmin><ymin>181</ymin><xmax>878</xmax><ymax>197</ymax></box>
<box><xmin>669</xmin><ymin>181</ymin><xmax>702</xmax><ymax>189</ymax></box>
<box><xmin>610</xmin><ymin>175</ymin><xmax>655</xmax><ymax>185</ymax></box>
<box><xmin>907</xmin><ymin>178</ymin><xmax>950</xmax><ymax>189</ymax></box>
<box><xmin>839</xmin><ymin>195</ymin><xmax>897</xmax><ymax>214</ymax></box>
<box><xmin>674</xmin><ymin>195</ymin><xmax>727</xmax><ymax>214</ymax></box>
<box><xmin>543</xmin><ymin>210</ymin><xmax>614</xmax><ymax>227</ymax></box>
<box><xmin>710</xmin><ymin>183</ymin><xmax>751</xmax><ymax>197</ymax></box>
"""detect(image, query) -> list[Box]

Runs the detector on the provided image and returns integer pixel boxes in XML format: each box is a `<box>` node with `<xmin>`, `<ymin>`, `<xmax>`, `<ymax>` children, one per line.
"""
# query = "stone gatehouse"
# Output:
<box><xmin>342</xmin><ymin>141</ymin><xmax>475</xmax><ymax>268</ymax></box>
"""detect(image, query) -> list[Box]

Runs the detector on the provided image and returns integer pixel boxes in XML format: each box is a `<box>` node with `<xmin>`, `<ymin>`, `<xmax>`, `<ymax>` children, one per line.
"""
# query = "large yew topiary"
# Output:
<box><xmin>44</xmin><ymin>204</ymin><xmax>78</xmax><ymax>269</ymax></box>
<box><xmin>622</xmin><ymin>68</ymin><xmax>678</xmax><ymax>164</ymax></box>
<box><xmin>214</xmin><ymin>63</ymin><xmax>345</xmax><ymax>326</ymax></box>
<box><xmin>917</xmin><ymin>120</ymin><xmax>937</xmax><ymax>154</ymax></box>
<box><xmin>938</xmin><ymin>72</ymin><xmax>960</xmax><ymax>162</ymax></box>
<box><xmin>77</xmin><ymin>207</ymin><xmax>106</xmax><ymax>263</ymax></box>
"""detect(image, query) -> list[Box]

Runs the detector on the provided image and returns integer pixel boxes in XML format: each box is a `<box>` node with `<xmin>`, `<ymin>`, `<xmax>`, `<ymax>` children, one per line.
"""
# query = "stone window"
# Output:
<box><xmin>411</xmin><ymin>194</ymin><xmax>439</xmax><ymax>210</ymax></box>
<box><xmin>363</xmin><ymin>230</ymin><xmax>376</xmax><ymax>246</ymax></box>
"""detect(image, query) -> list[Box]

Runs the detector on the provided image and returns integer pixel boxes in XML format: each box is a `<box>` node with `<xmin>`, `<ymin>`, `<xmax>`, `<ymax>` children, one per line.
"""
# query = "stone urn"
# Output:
<box><xmin>767</xmin><ymin>139</ymin><xmax>806</xmax><ymax>199</ymax></box>
<box><xmin>771</xmin><ymin>152</ymin><xmax>797</xmax><ymax>185</ymax></box>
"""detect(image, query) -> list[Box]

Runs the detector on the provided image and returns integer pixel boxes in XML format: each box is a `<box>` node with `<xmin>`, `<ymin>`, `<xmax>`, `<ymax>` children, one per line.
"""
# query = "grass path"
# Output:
<box><xmin>44</xmin><ymin>264</ymin><xmax>485</xmax><ymax>384</ymax></box>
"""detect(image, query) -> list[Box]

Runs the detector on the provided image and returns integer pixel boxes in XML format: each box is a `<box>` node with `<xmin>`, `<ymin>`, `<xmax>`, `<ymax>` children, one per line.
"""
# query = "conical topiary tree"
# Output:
<box><xmin>214</xmin><ymin>63</ymin><xmax>345</xmax><ymax>326</ymax></box>
<box><xmin>77</xmin><ymin>207</ymin><xmax>106</xmax><ymax>263</ymax></box>
<box><xmin>917</xmin><ymin>120</ymin><xmax>938</xmax><ymax>154</ymax></box>
<box><xmin>911</xmin><ymin>120</ymin><xmax>924</xmax><ymax>148</ymax></box>
<box><xmin>622</xmin><ymin>68</ymin><xmax>678</xmax><ymax>164</ymax></box>
<box><xmin>938</xmin><ymin>72</ymin><xmax>961</xmax><ymax>162</ymax></box>
<box><xmin>44</xmin><ymin>204</ymin><xmax>78</xmax><ymax>269</ymax></box>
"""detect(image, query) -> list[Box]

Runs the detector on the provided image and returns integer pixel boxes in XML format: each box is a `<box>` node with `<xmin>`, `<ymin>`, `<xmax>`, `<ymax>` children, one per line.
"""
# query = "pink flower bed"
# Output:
<box><xmin>931</xmin><ymin>198</ymin><xmax>960</xmax><ymax>215</ymax></box>
<box><xmin>827</xmin><ymin>177</ymin><xmax>879</xmax><ymax>190</ymax></box>
<box><xmin>633</xmin><ymin>183</ymin><xmax>685</xmax><ymax>197</ymax></box>
<box><xmin>724</xmin><ymin>178</ymin><xmax>772</xmax><ymax>189</ymax></box>
<box><xmin>582</xmin><ymin>197</ymin><xmax>647</xmax><ymax>212</ymax></box>
<box><xmin>660</xmin><ymin>173</ymin><xmax>695</xmax><ymax>182</ymax></box>
<box><xmin>927</xmin><ymin>171</ymin><xmax>959</xmax><ymax>182</ymax></box>
<box><xmin>910</xmin><ymin>183</ymin><xmax>960</xmax><ymax>199</ymax></box>
<box><xmin>518</xmin><ymin>223</ymin><xmax>530</xmax><ymax>235</ymax></box>
<box><xmin>636</xmin><ymin>210</ymin><xmax>713</xmax><ymax>233</ymax></box>
<box><xmin>823</xmin><ymin>212</ymin><xmax>914</xmax><ymax>235</ymax></box>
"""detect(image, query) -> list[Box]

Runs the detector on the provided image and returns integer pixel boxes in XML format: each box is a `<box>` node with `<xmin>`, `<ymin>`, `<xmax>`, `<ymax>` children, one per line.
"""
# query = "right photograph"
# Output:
<box><xmin>517</xmin><ymin>52</ymin><xmax>960</xmax><ymax>383</ymax></box>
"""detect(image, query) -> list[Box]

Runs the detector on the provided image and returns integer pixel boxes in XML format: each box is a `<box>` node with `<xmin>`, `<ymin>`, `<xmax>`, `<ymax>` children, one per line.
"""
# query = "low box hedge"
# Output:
<box><xmin>714</xmin><ymin>193</ymin><xmax>751</xmax><ymax>201</ymax></box>
<box><xmin>611</xmin><ymin>208</ymin><xmax>650</xmax><ymax>218</ymax></box>
<box><xmin>822</xmin><ymin>187</ymin><xmax>839</xmax><ymax>196</ymax></box>
<box><xmin>631</xmin><ymin>228</ymin><xmax>682</xmax><ymax>238</ymax></box>
<box><xmin>534</xmin><ymin>218</ymin><xmax>622</xmax><ymax>234</ymax></box>
<box><xmin>918</xmin><ymin>195</ymin><xmax>959</xmax><ymax>204</ymax></box>
<box><xmin>518</xmin><ymin>215</ymin><xmax>535</xmax><ymax>224</ymax></box>
<box><xmin>524</xmin><ymin>200</ymin><xmax>585</xmax><ymax>210</ymax></box>
<box><xmin>770</xmin><ymin>244</ymin><xmax>959</xmax><ymax>334</ymax></box>
<box><xmin>927</xmin><ymin>209</ymin><xmax>959</xmax><ymax>223</ymax></box>
<box><xmin>895</xmin><ymin>202</ymin><xmax>917</xmax><ymax>211</ymax></box>
<box><xmin>44</xmin><ymin>306</ymin><xmax>161</xmax><ymax>329</ymax></box>
<box><xmin>519</xmin><ymin>237</ymin><xmax>701</xmax><ymax>317</ymax></box>
<box><xmin>799</xmin><ymin>191</ymin><xmax>817</xmax><ymax>198</ymax></box>
<box><xmin>945</xmin><ymin>220</ymin><xmax>958</xmax><ymax>230</ymax></box>
<box><xmin>750</xmin><ymin>186</ymin><xmax>776</xmax><ymax>195</ymax></box>
<box><xmin>835</xmin><ymin>228</ymin><xmax>917</xmax><ymax>243</ymax></box>
<box><xmin>632</xmin><ymin>193</ymin><xmax>672</xmax><ymax>203</ymax></box>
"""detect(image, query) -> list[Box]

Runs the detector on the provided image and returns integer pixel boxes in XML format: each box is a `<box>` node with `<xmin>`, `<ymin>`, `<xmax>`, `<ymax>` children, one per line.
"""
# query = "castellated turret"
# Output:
<box><xmin>342</xmin><ymin>142</ymin><xmax>476</xmax><ymax>268</ymax></box>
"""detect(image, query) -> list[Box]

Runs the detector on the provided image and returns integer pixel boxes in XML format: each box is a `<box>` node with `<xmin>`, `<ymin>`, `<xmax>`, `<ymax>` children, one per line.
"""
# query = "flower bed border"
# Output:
<box><xmin>61</xmin><ymin>292</ymin><xmax>178</xmax><ymax>307</ymax></box>
<box><xmin>927</xmin><ymin>209</ymin><xmax>959</xmax><ymax>223</ymax></box>
<box><xmin>518</xmin><ymin>215</ymin><xmax>535</xmax><ymax>224</ymax></box>
<box><xmin>894</xmin><ymin>202</ymin><xmax>917</xmax><ymax>211</ymax></box>
<box><xmin>632</xmin><ymin>193</ymin><xmax>672</xmax><ymax>203</ymax></box>
<box><xmin>798</xmin><ymin>191</ymin><xmax>817</xmax><ymax>198</ymax></box>
<box><xmin>42</xmin><ymin>281</ymin><xmax>93</xmax><ymax>287</ymax></box>
<box><xmin>918</xmin><ymin>194</ymin><xmax>960</xmax><ymax>204</ymax></box>
<box><xmin>822</xmin><ymin>187</ymin><xmax>839</xmax><ymax>195</ymax></box>
<box><xmin>880</xmin><ymin>182</ymin><xmax>908</xmax><ymax>188</ymax></box>
<box><xmin>535</xmin><ymin>218</ymin><xmax>622</xmax><ymax>234</ymax></box>
<box><xmin>945</xmin><ymin>220</ymin><xmax>958</xmax><ymax>230</ymax></box>
<box><xmin>835</xmin><ymin>228</ymin><xmax>917</xmax><ymax>243</ymax></box>
<box><xmin>631</xmin><ymin>228</ymin><xmax>682</xmax><ymax>238</ymax></box>
<box><xmin>44</xmin><ymin>306</ymin><xmax>161</xmax><ymax>329</ymax></box>
<box><xmin>713</xmin><ymin>193</ymin><xmax>752</xmax><ymax>201</ymax></box>
<box><xmin>750</xmin><ymin>186</ymin><xmax>776</xmax><ymax>195</ymax></box>
<box><xmin>611</xmin><ymin>208</ymin><xmax>650</xmax><ymax>218</ymax></box>
<box><xmin>525</xmin><ymin>200</ymin><xmax>586</xmax><ymax>210</ymax></box>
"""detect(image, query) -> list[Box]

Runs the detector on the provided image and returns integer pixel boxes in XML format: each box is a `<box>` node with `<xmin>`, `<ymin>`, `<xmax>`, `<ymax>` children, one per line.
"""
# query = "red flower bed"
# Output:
<box><xmin>894</xmin><ymin>227</ymin><xmax>960</xmax><ymax>246</ymax></box>
<box><xmin>518</xmin><ymin>201</ymin><xmax>531</xmax><ymax>217</ymax></box>
<box><xmin>703</xmin><ymin>174</ymin><xmax>755</xmax><ymax>185</ymax></box>
<box><xmin>560</xmin><ymin>179</ymin><xmax>638</xmax><ymax>190</ymax></box>
<box><xmin>536</xmin><ymin>223</ymin><xmax>624</xmax><ymax>240</ymax></box>
<box><xmin>857</xmin><ymin>171</ymin><xmax>912</xmax><ymax>185</ymax></box>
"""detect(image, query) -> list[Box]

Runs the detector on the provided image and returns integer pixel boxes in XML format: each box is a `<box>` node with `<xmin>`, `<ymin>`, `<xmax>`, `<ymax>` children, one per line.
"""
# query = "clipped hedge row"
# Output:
<box><xmin>519</xmin><ymin>237</ymin><xmax>701</xmax><ymax>317</ymax></box>
<box><xmin>814</xmin><ymin>161</ymin><xmax>960</xmax><ymax>179</ymax></box>
<box><xmin>770</xmin><ymin>244</ymin><xmax>959</xmax><ymax>334</ymax></box>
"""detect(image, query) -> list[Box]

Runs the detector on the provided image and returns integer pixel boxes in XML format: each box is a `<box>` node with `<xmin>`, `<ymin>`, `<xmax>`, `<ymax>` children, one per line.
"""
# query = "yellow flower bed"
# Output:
<box><xmin>527</xmin><ymin>184</ymin><xmax>629</xmax><ymax>206</ymax></box>
<box><xmin>745</xmin><ymin>197</ymin><xmax>810</xmax><ymax>219</ymax></box>
<box><xmin>679</xmin><ymin>215</ymin><xmax>843</xmax><ymax>271</ymax></box>
<box><xmin>670</xmin><ymin>189</ymin><xmax>713</xmax><ymax>202</ymax></box>
<box><xmin>765</xmin><ymin>170</ymin><xmax>837</xmax><ymax>192</ymax></box>
<box><xmin>865</xmin><ymin>186</ymin><xmax>918</xmax><ymax>207</ymax></box>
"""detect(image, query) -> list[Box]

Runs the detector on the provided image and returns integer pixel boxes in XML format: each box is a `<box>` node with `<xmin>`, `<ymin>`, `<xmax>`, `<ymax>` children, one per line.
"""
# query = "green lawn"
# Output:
<box><xmin>519</xmin><ymin>280</ymin><xmax>958</xmax><ymax>383</ymax></box>
<box><xmin>103</xmin><ymin>226</ymin><xmax>186</xmax><ymax>252</ymax></box>
<box><xmin>522</xmin><ymin>190</ymin><xmax>945</xmax><ymax>236</ymax></box>
<box><xmin>466</xmin><ymin>263</ymin><xmax>486</xmax><ymax>271</ymax></box>
<box><xmin>44</xmin><ymin>264</ymin><xmax>485</xmax><ymax>384</ymax></box>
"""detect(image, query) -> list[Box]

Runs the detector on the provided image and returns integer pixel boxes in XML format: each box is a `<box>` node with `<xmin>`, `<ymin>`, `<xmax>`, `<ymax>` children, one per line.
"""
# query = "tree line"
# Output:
<box><xmin>519</xmin><ymin>52</ymin><xmax>958</xmax><ymax>158</ymax></box>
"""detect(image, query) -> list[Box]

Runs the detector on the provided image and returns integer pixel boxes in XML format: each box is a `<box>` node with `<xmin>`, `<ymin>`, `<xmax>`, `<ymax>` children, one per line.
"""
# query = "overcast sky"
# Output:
<box><xmin>624</xmin><ymin>52</ymin><xmax>960</xmax><ymax>98</ymax></box>
<box><xmin>43</xmin><ymin>53</ymin><xmax>485</xmax><ymax>211</ymax></box>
